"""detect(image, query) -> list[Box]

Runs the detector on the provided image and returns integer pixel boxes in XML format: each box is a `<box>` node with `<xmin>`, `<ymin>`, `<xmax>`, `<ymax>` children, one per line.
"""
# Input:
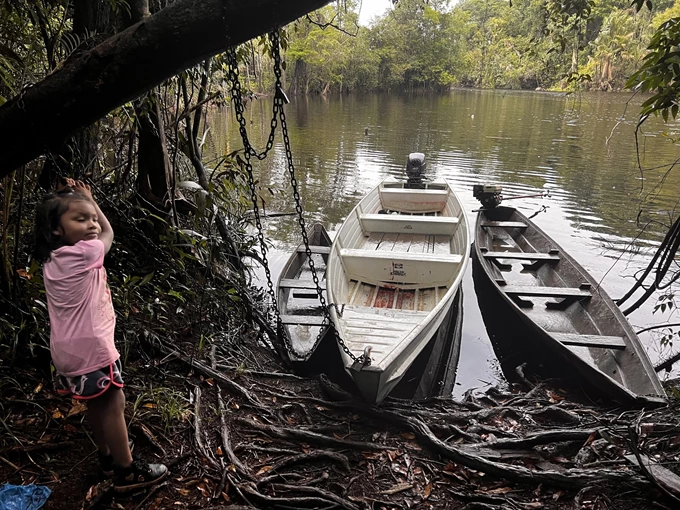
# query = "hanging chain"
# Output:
<box><xmin>223</xmin><ymin>27</ymin><xmax>368</xmax><ymax>365</ymax></box>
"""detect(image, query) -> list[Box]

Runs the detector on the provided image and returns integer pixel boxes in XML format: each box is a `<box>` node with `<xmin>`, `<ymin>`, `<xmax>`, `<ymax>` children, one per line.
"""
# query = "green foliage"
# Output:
<box><xmin>627</xmin><ymin>16</ymin><xmax>680</xmax><ymax>122</ymax></box>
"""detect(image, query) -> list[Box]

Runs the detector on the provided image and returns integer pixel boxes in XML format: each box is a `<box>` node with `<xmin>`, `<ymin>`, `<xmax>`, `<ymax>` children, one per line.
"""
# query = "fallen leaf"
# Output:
<box><xmin>205</xmin><ymin>378</ymin><xmax>214</xmax><ymax>387</ymax></box>
<box><xmin>256</xmin><ymin>465</ymin><xmax>273</xmax><ymax>476</ymax></box>
<box><xmin>584</xmin><ymin>431</ymin><xmax>598</xmax><ymax>446</ymax></box>
<box><xmin>33</xmin><ymin>382</ymin><xmax>43</xmax><ymax>394</ymax></box>
<box><xmin>52</xmin><ymin>409</ymin><xmax>63</xmax><ymax>419</ymax></box>
<box><xmin>484</xmin><ymin>486</ymin><xmax>513</xmax><ymax>495</ymax></box>
<box><xmin>216</xmin><ymin>447</ymin><xmax>223</xmax><ymax>456</ymax></box>
<box><xmin>16</xmin><ymin>268</ymin><xmax>31</xmax><ymax>280</ymax></box>
<box><xmin>176</xmin><ymin>488</ymin><xmax>190</xmax><ymax>496</ymax></box>
<box><xmin>387</xmin><ymin>450</ymin><xmax>402</xmax><ymax>462</ymax></box>
<box><xmin>221</xmin><ymin>491</ymin><xmax>230</xmax><ymax>502</ymax></box>
<box><xmin>143</xmin><ymin>403</ymin><xmax>157</xmax><ymax>409</ymax></box>
<box><xmin>401</xmin><ymin>432</ymin><xmax>416</xmax><ymax>440</ymax></box>
<box><xmin>382</xmin><ymin>482</ymin><xmax>413</xmax><ymax>495</ymax></box>
<box><xmin>64</xmin><ymin>424</ymin><xmax>77</xmax><ymax>433</ymax></box>
<box><xmin>315</xmin><ymin>405</ymin><xmax>329</xmax><ymax>411</ymax></box>
<box><xmin>522</xmin><ymin>503</ymin><xmax>543</xmax><ymax>509</ymax></box>
<box><xmin>333</xmin><ymin>432</ymin><xmax>346</xmax><ymax>440</ymax></box>
<box><xmin>232</xmin><ymin>403</ymin><xmax>240</xmax><ymax>410</ymax></box>
<box><xmin>67</xmin><ymin>401</ymin><xmax>87</xmax><ymax>417</ymax></box>
<box><xmin>196</xmin><ymin>482</ymin><xmax>210</xmax><ymax>497</ymax></box>
<box><xmin>548</xmin><ymin>391</ymin><xmax>564</xmax><ymax>403</ymax></box>
<box><xmin>361</xmin><ymin>452</ymin><xmax>382</xmax><ymax>460</ymax></box>
<box><xmin>423</xmin><ymin>481</ymin><xmax>433</xmax><ymax>499</ymax></box>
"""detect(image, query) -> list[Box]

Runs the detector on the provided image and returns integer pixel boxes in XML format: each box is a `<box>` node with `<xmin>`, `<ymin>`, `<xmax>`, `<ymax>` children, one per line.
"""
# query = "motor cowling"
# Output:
<box><xmin>406</xmin><ymin>153</ymin><xmax>426</xmax><ymax>187</ymax></box>
<box><xmin>473</xmin><ymin>184</ymin><xmax>503</xmax><ymax>208</ymax></box>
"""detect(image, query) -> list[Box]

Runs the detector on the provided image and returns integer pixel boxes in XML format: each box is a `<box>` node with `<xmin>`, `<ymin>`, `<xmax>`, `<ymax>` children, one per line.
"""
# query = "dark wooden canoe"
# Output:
<box><xmin>276</xmin><ymin>223</ymin><xmax>332</xmax><ymax>364</ymax></box>
<box><xmin>473</xmin><ymin>206</ymin><xmax>666</xmax><ymax>406</ymax></box>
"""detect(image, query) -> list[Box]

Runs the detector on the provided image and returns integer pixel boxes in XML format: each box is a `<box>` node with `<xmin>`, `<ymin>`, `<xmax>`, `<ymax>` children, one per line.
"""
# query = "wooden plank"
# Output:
<box><xmin>395</xmin><ymin>289</ymin><xmax>415</xmax><ymax>310</ymax></box>
<box><xmin>280</xmin><ymin>315</ymin><xmax>327</xmax><ymax>326</ymax></box>
<box><xmin>392</xmin><ymin>233</ymin><xmax>415</xmax><ymax>252</ymax></box>
<box><xmin>480</xmin><ymin>221</ymin><xmax>528</xmax><ymax>228</ymax></box>
<box><xmin>418</xmin><ymin>288</ymin><xmax>436</xmax><ymax>312</ymax></box>
<box><xmin>503</xmin><ymin>286</ymin><xmax>591</xmax><ymax>298</ymax></box>
<box><xmin>296</xmin><ymin>245</ymin><xmax>331</xmax><ymax>254</ymax></box>
<box><xmin>374</xmin><ymin>287</ymin><xmax>397</xmax><ymax>308</ymax></box>
<box><xmin>360</xmin><ymin>213</ymin><xmax>459</xmax><ymax>236</ymax></box>
<box><xmin>432</xmin><ymin>235</ymin><xmax>450</xmax><ymax>254</ymax></box>
<box><xmin>340</xmin><ymin>249</ymin><xmax>462</xmax><ymax>264</ymax></box>
<box><xmin>408</xmin><ymin>234</ymin><xmax>429</xmax><ymax>253</ymax></box>
<box><xmin>363</xmin><ymin>233</ymin><xmax>384</xmax><ymax>251</ymax></box>
<box><xmin>377</xmin><ymin>232</ymin><xmax>399</xmax><ymax>252</ymax></box>
<box><xmin>553</xmin><ymin>333</ymin><xmax>626</xmax><ymax>350</ymax></box>
<box><xmin>483</xmin><ymin>251</ymin><xmax>560</xmax><ymax>261</ymax></box>
<box><xmin>279</xmin><ymin>279</ymin><xmax>326</xmax><ymax>290</ymax></box>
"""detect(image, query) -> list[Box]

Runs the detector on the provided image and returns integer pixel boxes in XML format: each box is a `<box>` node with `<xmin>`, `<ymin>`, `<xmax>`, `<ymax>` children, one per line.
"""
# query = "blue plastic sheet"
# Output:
<box><xmin>0</xmin><ymin>484</ymin><xmax>51</xmax><ymax>510</ymax></box>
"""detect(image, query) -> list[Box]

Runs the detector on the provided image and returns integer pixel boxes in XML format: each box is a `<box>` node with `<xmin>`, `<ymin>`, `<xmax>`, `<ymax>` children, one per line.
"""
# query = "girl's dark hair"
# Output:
<box><xmin>32</xmin><ymin>188</ymin><xmax>88</xmax><ymax>263</ymax></box>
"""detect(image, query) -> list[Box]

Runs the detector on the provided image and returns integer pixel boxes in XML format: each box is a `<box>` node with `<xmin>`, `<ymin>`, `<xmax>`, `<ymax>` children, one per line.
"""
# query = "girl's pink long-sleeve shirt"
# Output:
<box><xmin>44</xmin><ymin>239</ymin><xmax>119</xmax><ymax>376</ymax></box>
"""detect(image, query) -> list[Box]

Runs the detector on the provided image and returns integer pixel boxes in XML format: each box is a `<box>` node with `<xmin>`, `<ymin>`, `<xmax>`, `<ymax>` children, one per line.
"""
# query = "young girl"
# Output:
<box><xmin>33</xmin><ymin>178</ymin><xmax>167</xmax><ymax>492</ymax></box>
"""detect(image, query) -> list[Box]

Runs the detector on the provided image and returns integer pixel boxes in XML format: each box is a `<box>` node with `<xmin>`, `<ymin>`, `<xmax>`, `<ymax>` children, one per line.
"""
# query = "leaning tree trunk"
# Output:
<box><xmin>0</xmin><ymin>0</ymin><xmax>333</xmax><ymax>178</ymax></box>
<box><xmin>37</xmin><ymin>0</ymin><xmax>113</xmax><ymax>190</ymax></box>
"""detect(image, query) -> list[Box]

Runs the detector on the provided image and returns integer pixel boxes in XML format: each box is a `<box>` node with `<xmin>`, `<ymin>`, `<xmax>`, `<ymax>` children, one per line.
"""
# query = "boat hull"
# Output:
<box><xmin>276</xmin><ymin>223</ymin><xmax>332</xmax><ymax>365</ymax></box>
<box><xmin>328</xmin><ymin>178</ymin><xmax>470</xmax><ymax>404</ymax></box>
<box><xmin>473</xmin><ymin>206</ymin><xmax>666</xmax><ymax>406</ymax></box>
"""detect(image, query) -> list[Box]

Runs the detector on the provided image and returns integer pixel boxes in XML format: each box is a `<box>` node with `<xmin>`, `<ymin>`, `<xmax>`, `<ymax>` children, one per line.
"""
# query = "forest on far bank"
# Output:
<box><xmin>282</xmin><ymin>0</ymin><xmax>677</xmax><ymax>94</ymax></box>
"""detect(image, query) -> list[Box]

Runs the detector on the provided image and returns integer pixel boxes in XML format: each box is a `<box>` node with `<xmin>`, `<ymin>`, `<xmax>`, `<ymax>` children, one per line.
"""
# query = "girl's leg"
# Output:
<box><xmin>87</xmin><ymin>386</ymin><xmax>133</xmax><ymax>467</ymax></box>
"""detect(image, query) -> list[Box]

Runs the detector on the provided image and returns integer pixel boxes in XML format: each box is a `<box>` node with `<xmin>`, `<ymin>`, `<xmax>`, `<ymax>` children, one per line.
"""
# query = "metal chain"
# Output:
<box><xmin>223</xmin><ymin>27</ymin><xmax>368</xmax><ymax>365</ymax></box>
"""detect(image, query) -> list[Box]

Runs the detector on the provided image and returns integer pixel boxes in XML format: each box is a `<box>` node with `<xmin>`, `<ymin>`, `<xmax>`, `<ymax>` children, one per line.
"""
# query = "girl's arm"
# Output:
<box><xmin>74</xmin><ymin>181</ymin><xmax>114</xmax><ymax>254</ymax></box>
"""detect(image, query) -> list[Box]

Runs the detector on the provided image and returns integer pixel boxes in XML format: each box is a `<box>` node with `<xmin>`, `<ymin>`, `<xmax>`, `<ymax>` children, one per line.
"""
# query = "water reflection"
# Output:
<box><xmin>206</xmin><ymin>89</ymin><xmax>680</xmax><ymax>393</ymax></box>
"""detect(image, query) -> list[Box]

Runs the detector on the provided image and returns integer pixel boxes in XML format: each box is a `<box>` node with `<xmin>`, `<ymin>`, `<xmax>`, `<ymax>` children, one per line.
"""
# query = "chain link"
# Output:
<box><xmin>223</xmin><ymin>27</ymin><xmax>368</xmax><ymax>366</ymax></box>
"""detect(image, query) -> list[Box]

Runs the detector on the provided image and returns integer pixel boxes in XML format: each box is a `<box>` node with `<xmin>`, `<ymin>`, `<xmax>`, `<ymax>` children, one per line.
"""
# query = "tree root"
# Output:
<box><xmin>236</xmin><ymin>418</ymin><xmax>384</xmax><ymax>451</ymax></box>
<box><xmin>268</xmin><ymin>451</ymin><xmax>350</xmax><ymax>473</ymax></box>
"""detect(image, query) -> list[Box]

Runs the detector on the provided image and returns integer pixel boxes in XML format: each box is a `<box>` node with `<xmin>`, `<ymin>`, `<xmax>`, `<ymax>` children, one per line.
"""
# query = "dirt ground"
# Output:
<box><xmin>1</xmin><ymin>335</ymin><xmax>678</xmax><ymax>510</ymax></box>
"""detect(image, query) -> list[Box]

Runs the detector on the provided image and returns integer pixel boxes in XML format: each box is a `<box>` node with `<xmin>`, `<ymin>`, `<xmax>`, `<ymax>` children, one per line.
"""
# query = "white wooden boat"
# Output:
<box><xmin>276</xmin><ymin>223</ymin><xmax>332</xmax><ymax>364</ymax></box>
<box><xmin>327</xmin><ymin>155</ymin><xmax>470</xmax><ymax>403</ymax></box>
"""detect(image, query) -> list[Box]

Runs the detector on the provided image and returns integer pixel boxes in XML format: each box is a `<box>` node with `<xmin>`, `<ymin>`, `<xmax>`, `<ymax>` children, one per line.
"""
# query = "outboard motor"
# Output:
<box><xmin>405</xmin><ymin>152</ymin><xmax>427</xmax><ymax>188</ymax></box>
<box><xmin>473</xmin><ymin>184</ymin><xmax>503</xmax><ymax>208</ymax></box>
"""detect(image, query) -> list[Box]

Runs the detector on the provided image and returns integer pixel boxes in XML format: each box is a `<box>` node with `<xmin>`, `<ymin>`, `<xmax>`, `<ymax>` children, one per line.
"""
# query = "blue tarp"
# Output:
<box><xmin>0</xmin><ymin>484</ymin><xmax>51</xmax><ymax>510</ymax></box>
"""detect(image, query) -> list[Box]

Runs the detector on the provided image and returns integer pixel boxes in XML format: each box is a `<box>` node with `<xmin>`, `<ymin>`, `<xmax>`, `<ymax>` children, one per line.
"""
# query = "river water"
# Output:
<box><xmin>205</xmin><ymin>89</ymin><xmax>680</xmax><ymax>397</ymax></box>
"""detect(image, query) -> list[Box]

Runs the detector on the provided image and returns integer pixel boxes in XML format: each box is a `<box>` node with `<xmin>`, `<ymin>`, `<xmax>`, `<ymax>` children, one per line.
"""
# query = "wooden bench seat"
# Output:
<box><xmin>552</xmin><ymin>332</ymin><xmax>626</xmax><ymax>350</ymax></box>
<box><xmin>480</xmin><ymin>221</ymin><xmax>528</xmax><ymax>229</ymax></box>
<box><xmin>483</xmin><ymin>251</ymin><xmax>559</xmax><ymax>261</ymax></box>
<box><xmin>279</xmin><ymin>314</ymin><xmax>327</xmax><ymax>326</ymax></box>
<box><xmin>340</xmin><ymin>248</ymin><xmax>463</xmax><ymax>285</ymax></box>
<box><xmin>503</xmin><ymin>286</ymin><xmax>591</xmax><ymax>298</ymax></box>
<box><xmin>359</xmin><ymin>213</ymin><xmax>460</xmax><ymax>236</ymax></box>
<box><xmin>279</xmin><ymin>279</ymin><xmax>326</xmax><ymax>290</ymax></box>
<box><xmin>296</xmin><ymin>245</ymin><xmax>331</xmax><ymax>255</ymax></box>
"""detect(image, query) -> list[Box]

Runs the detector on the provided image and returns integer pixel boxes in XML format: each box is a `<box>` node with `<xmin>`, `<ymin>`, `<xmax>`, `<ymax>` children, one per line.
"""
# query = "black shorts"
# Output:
<box><xmin>54</xmin><ymin>359</ymin><xmax>124</xmax><ymax>400</ymax></box>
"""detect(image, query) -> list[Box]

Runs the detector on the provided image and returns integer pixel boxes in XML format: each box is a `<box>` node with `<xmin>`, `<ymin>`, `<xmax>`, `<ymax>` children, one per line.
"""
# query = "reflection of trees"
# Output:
<box><xmin>206</xmin><ymin>91</ymin><xmax>680</xmax><ymax>245</ymax></box>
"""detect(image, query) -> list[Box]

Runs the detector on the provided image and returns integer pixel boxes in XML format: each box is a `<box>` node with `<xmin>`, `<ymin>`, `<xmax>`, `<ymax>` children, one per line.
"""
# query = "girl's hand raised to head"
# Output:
<box><xmin>74</xmin><ymin>180</ymin><xmax>93</xmax><ymax>200</ymax></box>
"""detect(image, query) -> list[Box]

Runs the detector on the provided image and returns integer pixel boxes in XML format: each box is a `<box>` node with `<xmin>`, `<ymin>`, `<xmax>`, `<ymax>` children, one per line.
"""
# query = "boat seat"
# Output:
<box><xmin>552</xmin><ymin>332</ymin><xmax>627</xmax><ymax>350</ymax></box>
<box><xmin>279</xmin><ymin>314</ymin><xmax>327</xmax><ymax>326</ymax></box>
<box><xmin>482</xmin><ymin>250</ymin><xmax>559</xmax><ymax>261</ymax></box>
<box><xmin>297</xmin><ymin>245</ymin><xmax>331</xmax><ymax>254</ymax></box>
<box><xmin>279</xmin><ymin>279</ymin><xmax>326</xmax><ymax>290</ymax></box>
<box><xmin>359</xmin><ymin>213</ymin><xmax>460</xmax><ymax>236</ymax></box>
<box><xmin>480</xmin><ymin>221</ymin><xmax>528</xmax><ymax>229</ymax></box>
<box><xmin>340</xmin><ymin>248</ymin><xmax>463</xmax><ymax>285</ymax></box>
<box><xmin>503</xmin><ymin>286</ymin><xmax>591</xmax><ymax>298</ymax></box>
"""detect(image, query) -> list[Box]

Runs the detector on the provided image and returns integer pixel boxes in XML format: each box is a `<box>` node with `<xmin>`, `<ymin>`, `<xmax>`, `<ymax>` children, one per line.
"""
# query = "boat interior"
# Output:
<box><xmin>476</xmin><ymin>207</ymin><xmax>663</xmax><ymax>398</ymax></box>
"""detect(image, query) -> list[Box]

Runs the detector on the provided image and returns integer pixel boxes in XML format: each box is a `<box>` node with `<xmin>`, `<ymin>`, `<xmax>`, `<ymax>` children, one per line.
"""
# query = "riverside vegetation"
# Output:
<box><xmin>2</xmin><ymin>0</ymin><xmax>680</xmax><ymax>508</ymax></box>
